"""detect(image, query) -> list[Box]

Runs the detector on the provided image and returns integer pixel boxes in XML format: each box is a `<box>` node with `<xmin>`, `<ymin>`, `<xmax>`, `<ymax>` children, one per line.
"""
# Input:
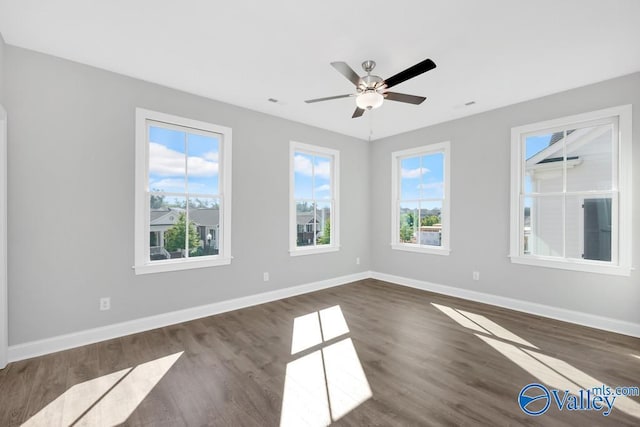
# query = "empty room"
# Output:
<box><xmin>0</xmin><ymin>1</ymin><xmax>639</xmax><ymax>425</ymax></box>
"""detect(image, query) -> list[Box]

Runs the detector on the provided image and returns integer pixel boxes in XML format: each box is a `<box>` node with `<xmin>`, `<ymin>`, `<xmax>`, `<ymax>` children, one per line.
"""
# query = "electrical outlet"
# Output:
<box><xmin>100</xmin><ymin>297</ymin><xmax>111</xmax><ymax>311</ymax></box>
<box><xmin>472</xmin><ymin>271</ymin><xmax>480</xmax><ymax>281</ymax></box>
<box><xmin>356</xmin><ymin>257</ymin><xmax>360</xmax><ymax>265</ymax></box>
<box><xmin>263</xmin><ymin>272</ymin><xmax>269</xmax><ymax>282</ymax></box>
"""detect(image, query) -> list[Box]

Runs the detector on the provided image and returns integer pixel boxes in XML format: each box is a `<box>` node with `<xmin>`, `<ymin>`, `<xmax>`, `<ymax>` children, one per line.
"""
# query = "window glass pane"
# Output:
<box><xmin>148</xmin><ymin>125</ymin><xmax>186</xmax><ymax>193</ymax></box>
<box><xmin>419</xmin><ymin>201</ymin><xmax>442</xmax><ymax>246</ymax></box>
<box><xmin>564</xmin><ymin>195</ymin><xmax>582</xmax><ymax>260</ymax></box>
<box><xmin>150</xmin><ymin>196</ymin><xmax>186</xmax><ymax>261</ymax></box>
<box><xmin>188</xmin><ymin>198</ymin><xmax>220</xmax><ymax>258</ymax></box>
<box><xmin>581</xmin><ymin>197</ymin><xmax>612</xmax><ymax>262</ymax></box>
<box><xmin>294</xmin><ymin>152</ymin><xmax>314</xmax><ymax>199</ymax></box>
<box><xmin>187</xmin><ymin>132</ymin><xmax>219</xmax><ymax>195</ymax></box>
<box><xmin>420</xmin><ymin>153</ymin><xmax>444</xmax><ymax>199</ymax></box>
<box><xmin>314</xmin><ymin>155</ymin><xmax>332</xmax><ymax>200</ymax></box>
<box><xmin>296</xmin><ymin>201</ymin><xmax>316</xmax><ymax>247</ymax></box>
<box><xmin>400</xmin><ymin>157</ymin><xmax>422</xmax><ymax>200</ymax></box>
<box><xmin>523</xmin><ymin>198</ymin><xmax>531</xmax><ymax>255</ymax></box>
<box><xmin>524</xmin><ymin>132</ymin><xmax>561</xmax><ymax>194</ymax></box>
<box><xmin>316</xmin><ymin>202</ymin><xmax>331</xmax><ymax>246</ymax></box>
<box><xmin>565</xmin><ymin>124</ymin><xmax>613</xmax><ymax>192</ymax></box>
<box><xmin>527</xmin><ymin>196</ymin><xmax>563</xmax><ymax>257</ymax></box>
<box><xmin>399</xmin><ymin>202</ymin><xmax>419</xmax><ymax>244</ymax></box>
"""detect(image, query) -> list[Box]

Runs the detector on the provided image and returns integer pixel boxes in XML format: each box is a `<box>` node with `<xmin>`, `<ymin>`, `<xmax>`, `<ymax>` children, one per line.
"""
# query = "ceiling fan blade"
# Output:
<box><xmin>352</xmin><ymin>107</ymin><xmax>365</xmax><ymax>118</ymax></box>
<box><xmin>331</xmin><ymin>62</ymin><xmax>362</xmax><ymax>87</ymax></box>
<box><xmin>384</xmin><ymin>92</ymin><xmax>427</xmax><ymax>105</ymax></box>
<box><xmin>305</xmin><ymin>94</ymin><xmax>354</xmax><ymax>103</ymax></box>
<box><xmin>383</xmin><ymin>58</ymin><xmax>436</xmax><ymax>89</ymax></box>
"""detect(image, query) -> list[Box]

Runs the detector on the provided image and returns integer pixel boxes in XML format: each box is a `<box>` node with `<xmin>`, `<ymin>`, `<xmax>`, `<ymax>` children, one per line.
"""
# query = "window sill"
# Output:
<box><xmin>134</xmin><ymin>256</ymin><xmax>231</xmax><ymax>275</ymax></box>
<box><xmin>509</xmin><ymin>255</ymin><xmax>631</xmax><ymax>276</ymax></box>
<box><xmin>391</xmin><ymin>244</ymin><xmax>450</xmax><ymax>256</ymax></box>
<box><xmin>290</xmin><ymin>246</ymin><xmax>340</xmax><ymax>257</ymax></box>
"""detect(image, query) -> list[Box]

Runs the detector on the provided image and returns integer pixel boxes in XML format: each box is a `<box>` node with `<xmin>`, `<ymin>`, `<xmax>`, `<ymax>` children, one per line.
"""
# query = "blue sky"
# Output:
<box><xmin>524</xmin><ymin>133</ymin><xmax>553</xmax><ymax>195</ymax></box>
<box><xmin>525</xmin><ymin>134</ymin><xmax>552</xmax><ymax>160</ymax></box>
<box><xmin>148</xmin><ymin>125</ymin><xmax>220</xmax><ymax>198</ymax></box>
<box><xmin>294</xmin><ymin>152</ymin><xmax>331</xmax><ymax>200</ymax></box>
<box><xmin>400</xmin><ymin>153</ymin><xmax>444</xmax><ymax>201</ymax></box>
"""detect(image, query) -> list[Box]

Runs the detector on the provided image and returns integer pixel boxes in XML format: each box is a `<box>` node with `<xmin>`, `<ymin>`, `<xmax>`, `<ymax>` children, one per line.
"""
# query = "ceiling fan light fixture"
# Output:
<box><xmin>356</xmin><ymin>90</ymin><xmax>384</xmax><ymax>110</ymax></box>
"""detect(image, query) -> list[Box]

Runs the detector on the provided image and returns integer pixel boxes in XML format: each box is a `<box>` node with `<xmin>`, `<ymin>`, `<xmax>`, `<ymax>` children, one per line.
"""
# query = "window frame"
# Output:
<box><xmin>391</xmin><ymin>141</ymin><xmax>451</xmax><ymax>255</ymax></box>
<box><xmin>509</xmin><ymin>105</ymin><xmax>632</xmax><ymax>276</ymax></box>
<box><xmin>134</xmin><ymin>108</ymin><xmax>232</xmax><ymax>274</ymax></box>
<box><xmin>289</xmin><ymin>141</ymin><xmax>340</xmax><ymax>256</ymax></box>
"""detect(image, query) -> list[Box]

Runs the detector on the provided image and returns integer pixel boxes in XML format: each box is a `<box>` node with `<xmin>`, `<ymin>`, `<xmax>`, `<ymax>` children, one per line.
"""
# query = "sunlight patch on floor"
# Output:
<box><xmin>457</xmin><ymin>309</ymin><xmax>537</xmax><ymax>348</ymax></box>
<box><xmin>21</xmin><ymin>369</ymin><xmax>131</xmax><ymax>427</ymax></box>
<box><xmin>431</xmin><ymin>303</ymin><xmax>489</xmax><ymax>334</ymax></box>
<box><xmin>21</xmin><ymin>352</ymin><xmax>183</xmax><ymax>427</ymax></box>
<box><xmin>280</xmin><ymin>350</ymin><xmax>331</xmax><ymax>427</ymax></box>
<box><xmin>522</xmin><ymin>348</ymin><xmax>640</xmax><ymax>418</ymax></box>
<box><xmin>323</xmin><ymin>338</ymin><xmax>372</xmax><ymax>421</ymax></box>
<box><xmin>281</xmin><ymin>306</ymin><xmax>371</xmax><ymax>426</ymax></box>
<box><xmin>434</xmin><ymin>303</ymin><xmax>640</xmax><ymax>419</ymax></box>
<box><xmin>291</xmin><ymin>312</ymin><xmax>323</xmax><ymax>355</ymax></box>
<box><xmin>431</xmin><ymin>303</ymin><xmax>537</xmax><ymax>348</ymax></box>
<box><xmin>319</xmin><ymin>306</ymin><xmax>350</xmax><ymax>342</ymax></box>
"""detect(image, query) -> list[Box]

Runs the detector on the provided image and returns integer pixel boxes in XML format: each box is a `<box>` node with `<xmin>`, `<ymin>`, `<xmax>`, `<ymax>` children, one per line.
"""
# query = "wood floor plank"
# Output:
<box><xmin>1</xmin><ymin>278</ymin><xmax>639</xmax><ymax>426</ymax></box>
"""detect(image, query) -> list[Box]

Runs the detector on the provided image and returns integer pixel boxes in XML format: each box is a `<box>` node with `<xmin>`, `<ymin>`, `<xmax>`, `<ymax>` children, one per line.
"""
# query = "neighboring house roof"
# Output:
<box><xmin>189</xmin><ymin>208</ymin><xmax>219</xmax><ymax>227</ymax></box>
<box><xmin>296</xmin><ymin>213</ymin><xmax>316</xmax><ymax>226</ymax></box>
<box><xmin>296</xmin><ymin>208</ymin><xmax>331</xmax><ymax>226</ymax></box>
<box><xmin>150</xmin><ymin>207</ymin><xmax>219</xmax><ymax>227</ymax></box>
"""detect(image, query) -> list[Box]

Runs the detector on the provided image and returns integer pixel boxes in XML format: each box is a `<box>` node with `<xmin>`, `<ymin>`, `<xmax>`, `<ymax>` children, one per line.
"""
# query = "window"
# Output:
<box><xmin>290</xmin><ymin>141</ymin><xmax>339</xmax><ymax>255</ymax></box>
<box><xmin>391</xmin><ymin>142</ymin><xmax>451</xmax><ymax>255</ymax></box>
<box><xmin>510</xmin><ymin>105</ymin><xmax>632</xmax><ymax>275</ymax></box>
<box><xmin>135</xmin><ymin>109</ymin><xmax>232</xmax><ymax>274</ymax></box>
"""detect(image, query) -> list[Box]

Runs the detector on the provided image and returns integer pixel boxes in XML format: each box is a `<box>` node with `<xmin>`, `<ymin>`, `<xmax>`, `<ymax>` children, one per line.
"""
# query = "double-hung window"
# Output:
<box><xmin>290</xmin><ymin>142</ymin><xmax>339</xmax><ymax>255</ymax></box>
<box><xmin>391</xmin><ymin>142</ymin><xmax>451</xmax><ymax>255</ymax></box>
<box><xmin>135</xmin><ymin>109</ymin><xmax>232</xmax><ymax>274</ymax></box>
<box><xmin>510</xmin><ymin>105</ymin><xmax>632</xmax><ymax>275</ymax></box>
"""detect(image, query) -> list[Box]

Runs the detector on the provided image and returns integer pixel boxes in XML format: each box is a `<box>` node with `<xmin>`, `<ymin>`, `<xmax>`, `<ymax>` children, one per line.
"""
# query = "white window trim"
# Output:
<box><xmin>391</xmin><ymin>141</ymin><xmax>451</xmax><ymax>256</ymax></box>
<box><xmin>134</xmin><ymin>108</ymin><xmax>232</xmax><ymax>274</ymax></box>
<box><xmin>289</xmin><ymin>141</ymin><xmax>340</xmax><ymax>256</ymax></box>
<box><xmin>509</xmin><ymin>104</ymin><xmax>632</xmax><ymax>276</ymax></box>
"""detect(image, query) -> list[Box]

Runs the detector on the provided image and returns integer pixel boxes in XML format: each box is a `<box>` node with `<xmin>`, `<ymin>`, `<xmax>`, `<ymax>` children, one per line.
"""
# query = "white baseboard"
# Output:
<box><xmin>8</xmin><ymin>269</ymin><xmax>638</xmax><ymax>363</ymax></box>
<box><xmin>370</xmin><ymin>271</ymin><xmax>640</xmax><ymax>338</ymax></box>
<box><xmin>8</xmin><ymin>271</ymin><xmax>370</xmax><ymax>363</ymax></box>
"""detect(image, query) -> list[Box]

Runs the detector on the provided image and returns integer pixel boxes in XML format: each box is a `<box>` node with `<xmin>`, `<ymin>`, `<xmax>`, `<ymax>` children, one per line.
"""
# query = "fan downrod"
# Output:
<box><xmin>362</xmin><ymin>60</ymin><xmax>376</xmax><ymax>73</ymax></box>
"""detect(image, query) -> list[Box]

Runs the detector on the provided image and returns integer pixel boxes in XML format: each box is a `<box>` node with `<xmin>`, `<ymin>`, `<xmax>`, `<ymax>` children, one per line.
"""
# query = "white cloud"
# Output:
<box><xmin>294</xmin><ymin>154</ymin><xmax>331</xmax><ymax>178</ymax></box>
<box><xmin>203</xmin><ymin>151</ymin><xmax>218</xmax><ymax>162</ymax></box>
<box><xmin>149</xmin><ymin>178</ymin><xmax>185</xmax><ymax>192</ymax></box>
<box><xmin>149</xmin><ymin>143</ymin><xmax>218</xmax><ymax>177</ymax></box>
<box><xmin>315</xmin><ymin>184</ymin><xmax>331</xmax><ymax>193</ymax></box>
<box><xmin>401</xmin><ymin>167</ymin><xmax>430</xmax><ymax>179</ymax></box>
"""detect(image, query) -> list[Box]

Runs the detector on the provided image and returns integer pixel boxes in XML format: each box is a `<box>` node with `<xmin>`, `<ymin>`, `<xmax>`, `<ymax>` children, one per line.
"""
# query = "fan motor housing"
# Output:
<box><xmin>359</xmin><ymin>74</ymin><xmax>383</xmax><ymax>91</ymax></box>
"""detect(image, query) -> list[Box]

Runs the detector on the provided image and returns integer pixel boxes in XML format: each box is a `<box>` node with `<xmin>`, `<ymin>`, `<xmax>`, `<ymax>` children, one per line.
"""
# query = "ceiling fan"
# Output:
<box><xmin>305</xmin><ymin>58</ymin><xmax>436</xmax><ymax>118</ymax></box>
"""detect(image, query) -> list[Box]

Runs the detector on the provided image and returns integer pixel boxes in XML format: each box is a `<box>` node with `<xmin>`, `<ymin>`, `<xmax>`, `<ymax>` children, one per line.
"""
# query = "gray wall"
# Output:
<box><xmin>0</xmin><ymin>33</ymin><xmax>5</xmax><ymax>103</ymax></box>
<box><xmin>4</xmin><ymin>46</ymin><xmax>371</xmax><ymax>345</ymax></box>
<box><xmin>3</xmin><ymin>43</ymin><xmax>638</xmax><ymax>346</ymax></box>
<box><xmin>371</xmin><ymin>72</ymin><xmax>640</xmax><ymax>325</ymax></box>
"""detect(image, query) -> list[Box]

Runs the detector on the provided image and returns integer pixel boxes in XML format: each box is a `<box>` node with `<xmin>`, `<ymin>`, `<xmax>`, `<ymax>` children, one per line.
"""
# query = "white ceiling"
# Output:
<box><xmin>1</xmin><ymin>0</ymin><xmax>639</xmax><ymax>141</ymax></box>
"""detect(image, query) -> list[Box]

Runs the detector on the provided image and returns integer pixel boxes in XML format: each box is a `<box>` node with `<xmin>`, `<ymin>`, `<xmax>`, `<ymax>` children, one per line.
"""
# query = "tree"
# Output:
<box><xmin>150</xmin><ymin>189</ymin><xmax>166</xmax><ymax>209</ymax></box>
<box><xmin>164</xmin><ymin>212</ymin><xmax>201</xmax><ymax>254</ymax></box>
<box><xmin>421</xmin><ymin>215</ymin><xmax>440</xmax><ymax>227</ymax></box>
<box><xmin>399</xmin><ymin>212</ymin><xmax>415</xmax><ymax>242</ymax></box>
<box><xmin>318</xmin><ymin>219</ymin><xmax>331</xmax><ymax>244</ymax></box>
<box><xmin>400</xmin><ymin>225</ymin><xmax>413</xmax><ymax>242</ymax></box>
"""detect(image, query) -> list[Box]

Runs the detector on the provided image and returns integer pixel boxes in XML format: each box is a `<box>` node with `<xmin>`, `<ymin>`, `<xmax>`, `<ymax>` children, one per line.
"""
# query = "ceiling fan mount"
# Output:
<box><xmin>305</xmin><ymin>58</ymin><xmax>436</xmax><ymax>118</ymax></box>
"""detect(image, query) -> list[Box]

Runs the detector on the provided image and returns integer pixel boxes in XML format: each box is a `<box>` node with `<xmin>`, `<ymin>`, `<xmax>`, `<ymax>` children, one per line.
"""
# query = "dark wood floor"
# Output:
<box><xmin>1</xmin><ymin>279</ymin><xmax>639</xmax><ymax>426</ymax></box>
